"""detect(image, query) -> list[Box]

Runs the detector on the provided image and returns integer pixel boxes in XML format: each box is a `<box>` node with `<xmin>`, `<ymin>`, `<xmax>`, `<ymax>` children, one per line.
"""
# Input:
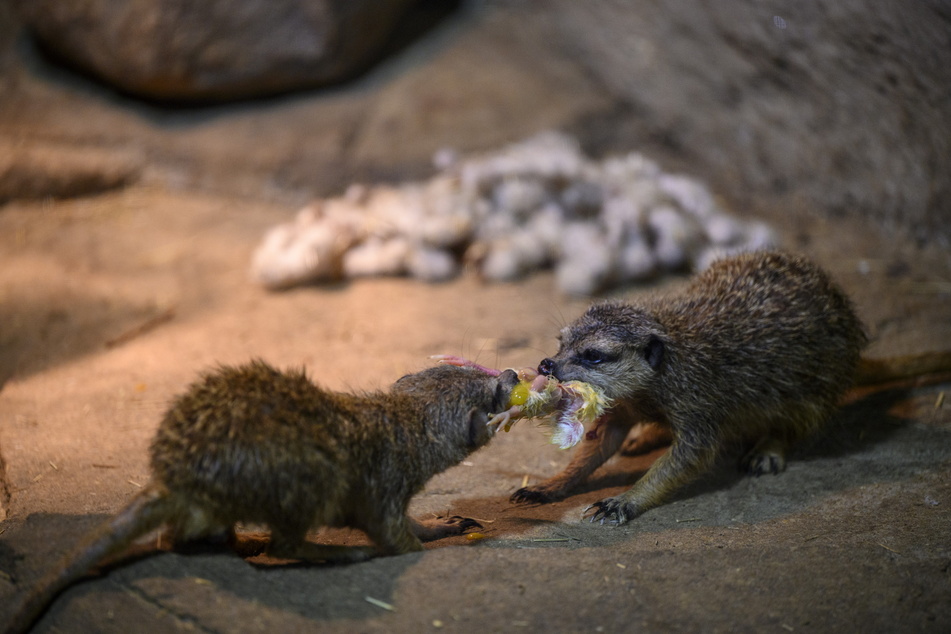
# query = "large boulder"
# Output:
<box><xmin>549</xmin><ymin>0</ymin><xmax>951</xmax><ymax>247</ymax></box>
<box><xmin>15</xmin><ymin>0</ymin><xmax>422</xmax><ymax>101</ymax></box>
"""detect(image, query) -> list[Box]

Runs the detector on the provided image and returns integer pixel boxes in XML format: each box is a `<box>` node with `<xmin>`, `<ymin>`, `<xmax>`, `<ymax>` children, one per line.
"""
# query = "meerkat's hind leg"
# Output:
<box><xmin>740</xmin><ymin>436</ymin><xmax>788</xmax><ymax>476</ymax></box>
<box><xmin>229</xmin><ymin>530</ymin><xmax>270</xmax><ymax>558</ymax></box>
<box><xmin>737</xmin><ymin>404</ymin><xmax>830</xmax><ymax>476</ymax></box>
<box><xmin>163</xmin><ymin>503</ymin><xmax>242</xmax><ymax>555</ymax></box>
<box><xmin>277</xmin><ymin>542</ymin><xmax>376</xmax><ymax>564</ymax></box>
<box><xmin>265</xmin><ymin>525</ymin><xmax>375</xmax><ymax>563</ymax></box>
<box><xmin>169</xmin><ymin>502</ymin><xmax>230</xmax><ymax>542</ymax></box>
<box><xmin>409</xmin><ymin>515</ymin><xmax>482</xmax><ymax>542</ymax></box>
<box><xmin>620</xmin><ymin>422</ymin><xmax>673</xmax><ymax>456</ymax></box>
<box><xmin>739</xmin><ymin>400</ymin><xmax>834</xmax><ymax>476</ymax></box>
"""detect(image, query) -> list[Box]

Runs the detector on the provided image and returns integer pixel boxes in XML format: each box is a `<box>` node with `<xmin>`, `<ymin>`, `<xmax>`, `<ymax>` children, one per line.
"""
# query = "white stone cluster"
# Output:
<box><xmin>251</xmin><ymin>132</ymin><xmax>775</xmax><ymax>295</ymax></box>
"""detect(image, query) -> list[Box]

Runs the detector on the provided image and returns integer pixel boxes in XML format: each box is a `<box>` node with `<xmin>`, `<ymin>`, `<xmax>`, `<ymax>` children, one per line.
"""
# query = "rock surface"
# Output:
<box><xmin>0</xmin><ymin>141</ymin><xmax>140</xmax><ymax>202</ymax></box>
<box><xmin>6</xmin><ymin>0</ymin><xmax>948</xmax><ymax>247</ymax></box>
<box><xmin>14</xmin><ymin>0</ymin><xmax>423</xmax><ymax>101</ymax></box>
<box><xmin>0</xmin><ymin>186</ymin><xmax>949</xmax><ymax>633</ymax></box>
<box><xmin>547</xmin><ymin>0</ymin><xmax>951</xmax><ymax>247</ymax></box>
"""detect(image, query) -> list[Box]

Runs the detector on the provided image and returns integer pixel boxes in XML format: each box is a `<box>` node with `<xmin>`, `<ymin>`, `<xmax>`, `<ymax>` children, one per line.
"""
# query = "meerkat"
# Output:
<box><xmin>7</xmin><ymin>360</ymin><xmax>518</xmax><ymax>634</ymax></box>
<box><xmin>513</xmin><ymin>250</ymin><xmax>950</xmax><ymax>525</ymax></box>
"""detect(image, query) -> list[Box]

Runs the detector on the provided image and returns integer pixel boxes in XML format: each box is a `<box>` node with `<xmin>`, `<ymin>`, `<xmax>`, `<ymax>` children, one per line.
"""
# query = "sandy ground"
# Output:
<box><xmin>2</xmin><ymin>3</ymin><xmax>951</xmax><ymax>632</ymax></box>
<box><xmin>1</xmin><ymin>184</ymin><xmax>950</xmax><ymax>633</ymax></box>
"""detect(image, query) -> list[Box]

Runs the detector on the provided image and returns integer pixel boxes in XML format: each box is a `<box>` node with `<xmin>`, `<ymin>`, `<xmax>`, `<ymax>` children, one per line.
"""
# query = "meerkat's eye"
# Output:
<box><xmin>578</xmin><ymin>349</ymin><xmax>613</xmax><ymax>368</ymax></box>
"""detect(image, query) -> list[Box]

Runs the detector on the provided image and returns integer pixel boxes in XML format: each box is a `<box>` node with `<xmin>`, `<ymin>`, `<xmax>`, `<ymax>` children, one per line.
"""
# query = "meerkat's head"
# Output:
<box><xmin>393</xmin><ymin>364</ymin><xmax>520</xmax><ymax>449</ymax></box>
<box><xmin>538</xmin><ymin>301</ymin><xmax>667</xmax><ymax>402</ymax></box>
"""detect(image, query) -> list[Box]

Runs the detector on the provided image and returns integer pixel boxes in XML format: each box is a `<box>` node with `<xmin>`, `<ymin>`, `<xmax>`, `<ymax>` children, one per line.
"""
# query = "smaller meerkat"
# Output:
<box><xmin>7</xmin><ymin>360</ymin><xmax>517</xmax><ymax>634</ymax></box>
<box><xmin>514</xmin><ymin>250</ymin><xmax>949</xmax><ymax>524</ymax></box>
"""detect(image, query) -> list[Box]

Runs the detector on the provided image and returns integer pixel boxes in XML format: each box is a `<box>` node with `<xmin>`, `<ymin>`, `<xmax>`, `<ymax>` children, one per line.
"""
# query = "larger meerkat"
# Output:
<box><xmin>515</xmin><ymin>250</ymin><xmax>949</xmax><ymax>524</ymax></box>
<box><xmin>7</xmin><ymin>361</ymin><xmax>517</xmax><ymax>634</ymax></box>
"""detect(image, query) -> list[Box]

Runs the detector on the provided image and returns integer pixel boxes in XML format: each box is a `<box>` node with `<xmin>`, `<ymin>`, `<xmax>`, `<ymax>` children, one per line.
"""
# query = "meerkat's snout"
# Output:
<box><xmin>538</xmin><ymin>358</ymin><xmax>558</xmax><ymax>377</ymax></box>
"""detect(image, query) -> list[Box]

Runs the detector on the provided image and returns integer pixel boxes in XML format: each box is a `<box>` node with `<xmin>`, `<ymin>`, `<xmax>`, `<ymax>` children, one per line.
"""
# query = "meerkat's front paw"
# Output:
<box><xmin>440</xmin><ymin>515</ymin><xmax>483</xmax><ymax>533</ymax></box>
<box><xmin>411</xmin><ymin>515</ymin><xmax>482</xmax><ymax>541</ymax></box>
<box><xmin>583</xmin><ymin>497</ymin><xmax>640</xmax><ymax>525</ymax></box>
<box><xmin>511</xmin><ymin>487</ymin><xmax>547</xmax><ymax>505</ymax></box>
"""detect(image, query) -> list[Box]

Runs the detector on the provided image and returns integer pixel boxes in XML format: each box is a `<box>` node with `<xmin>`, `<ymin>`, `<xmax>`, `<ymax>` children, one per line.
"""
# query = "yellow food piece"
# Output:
<box><xmin>508</xmin><ymin>380</ymin><xmax>533</xmax><ymax>407</ymax></box>
<box><xmin>562</xmin><ymin>381</ymin><xmax>612</xmax><ymax>423</ymax></box>
<box><xmin>493</xmin><ymin>372</ymin><xmax>611</xmax><ymax>449</ymax></box>
<box><xmin>522</xmin><ymin>377</ymin><xmax>561</xmax><ymax>418</ymax></box>
<box><xmin>466</xmin><ymin>532</ymin><xmax>488</xmax><ymax>541</ymax></box>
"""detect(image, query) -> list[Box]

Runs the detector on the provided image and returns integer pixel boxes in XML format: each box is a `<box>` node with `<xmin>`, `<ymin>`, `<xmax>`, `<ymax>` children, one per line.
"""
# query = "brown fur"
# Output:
<box><xmin>515</xmin><ymin>251</ymin><xmax>870</xmax><ymax>524</ymax></box>
<box><xmin>7</xmin><ymin>360</ymin><xmax>516</xmax><ymax>634</ymax></box>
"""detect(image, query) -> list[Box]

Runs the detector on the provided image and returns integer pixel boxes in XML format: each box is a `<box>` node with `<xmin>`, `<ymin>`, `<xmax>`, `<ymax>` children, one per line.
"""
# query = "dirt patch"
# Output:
<box><xmin>1</xmin><ymin>185</ymin><xmax>949</xmax><ymax>632</ymax></box>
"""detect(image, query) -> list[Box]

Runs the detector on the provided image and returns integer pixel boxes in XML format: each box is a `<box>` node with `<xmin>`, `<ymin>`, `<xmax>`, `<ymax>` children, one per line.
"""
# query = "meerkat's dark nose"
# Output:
<box><xmin>538</xmin><ymin>358</ymin><xmax>557</xmax><ymax>376</ymax></box>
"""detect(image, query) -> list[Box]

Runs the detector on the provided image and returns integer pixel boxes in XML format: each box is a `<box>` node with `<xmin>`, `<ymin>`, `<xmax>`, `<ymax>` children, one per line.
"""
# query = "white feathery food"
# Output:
<box><xmin>251</xmin><ymin>132</ymin><xmax>776</xmax><ymax>294</ymax></box>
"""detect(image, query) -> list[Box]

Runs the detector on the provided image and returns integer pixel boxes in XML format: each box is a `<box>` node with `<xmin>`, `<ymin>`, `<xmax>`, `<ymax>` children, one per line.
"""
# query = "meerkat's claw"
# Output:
<box><xmin>582</xmin><ymin>499</ymin><xmax>627</xmax><ymax>526</ymax></box>
<box><xmin>438</xmin><ymin>515</ymin><xmax>483</xmax><ymax>532</ymax></box>
<box><xmin>411</xmin><ymin>515</ymin><xmax>482</xmax><ymax>541</ymax></box>
<box><xmin>510</xmin><ymin>486</ymin><xmax>555</xmax><ymax>505</ymax></box>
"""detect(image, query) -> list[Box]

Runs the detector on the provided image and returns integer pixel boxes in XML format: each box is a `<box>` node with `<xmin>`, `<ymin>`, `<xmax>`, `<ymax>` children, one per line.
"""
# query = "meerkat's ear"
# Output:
<box><xmin>644</xmin><ymin>335</ymin><xmax>664</xmax><ymax>370</ymax></box>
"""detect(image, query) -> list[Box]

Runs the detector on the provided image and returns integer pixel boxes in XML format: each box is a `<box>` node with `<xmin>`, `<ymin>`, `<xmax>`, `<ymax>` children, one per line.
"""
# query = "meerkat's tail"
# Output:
<box><xmin>5</xmin><ymin>484</ymin><xmax>176</xmax><ymax>634</ymax></box>
<box><xmin>855</xmin><ymin>350</ymin><xmax>951</xmax><ymax>387</ymax></box>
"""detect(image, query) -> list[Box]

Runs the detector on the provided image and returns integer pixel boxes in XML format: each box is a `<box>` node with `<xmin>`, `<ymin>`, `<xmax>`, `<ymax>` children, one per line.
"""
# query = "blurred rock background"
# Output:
<box><xmin>1</xmin><ymin>0</ymin><xmax>949</xmax><ymax>248</ymax></box>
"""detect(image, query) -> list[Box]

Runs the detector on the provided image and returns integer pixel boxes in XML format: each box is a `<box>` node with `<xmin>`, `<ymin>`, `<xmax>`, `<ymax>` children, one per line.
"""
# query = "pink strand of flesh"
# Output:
<box><xmin>431</xmin><ymin>355</ymin><xmax>550</xmax><ymax>388</ymax></box>
<box><xmin>429</xmin><ymin>355</ymin><xmax>503</xmax><ymax>376</ymax></box>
